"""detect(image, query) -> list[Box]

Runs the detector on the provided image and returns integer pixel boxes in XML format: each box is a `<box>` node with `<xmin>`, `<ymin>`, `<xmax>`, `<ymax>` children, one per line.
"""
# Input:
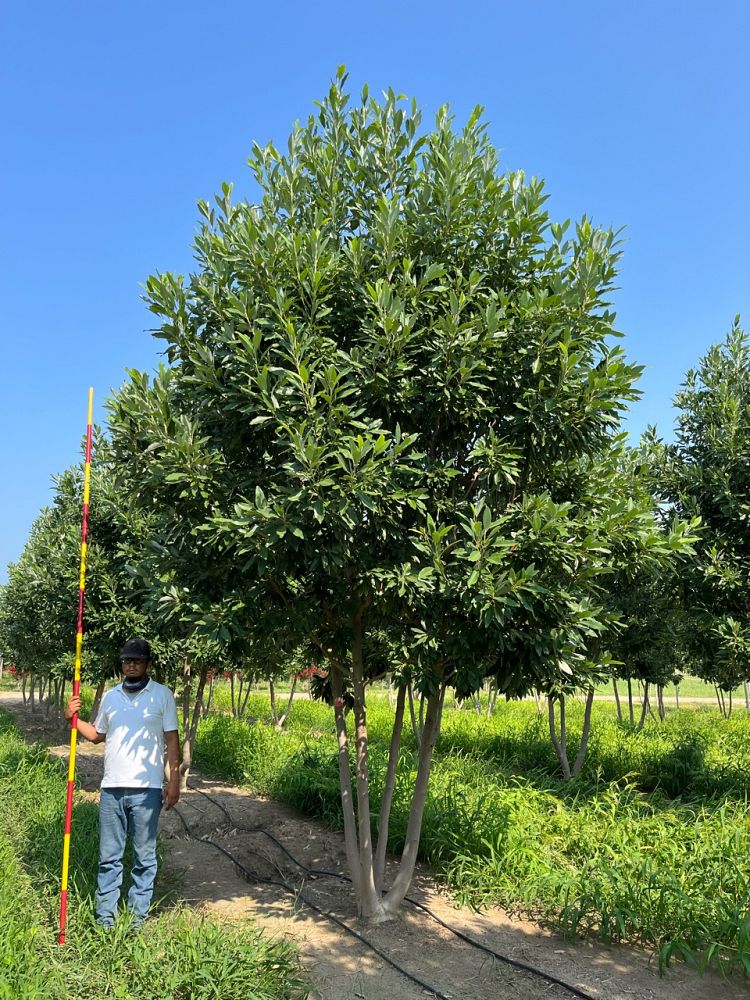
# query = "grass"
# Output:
<box><xmin>194</xmin><ymin>695</ymin><xmax>750</xmax><ymax>976</ymax></box>
<box><xmin>0</xmin><ymin>709</ymin><xmax>308</xmax><ymax>1000</ymax></box>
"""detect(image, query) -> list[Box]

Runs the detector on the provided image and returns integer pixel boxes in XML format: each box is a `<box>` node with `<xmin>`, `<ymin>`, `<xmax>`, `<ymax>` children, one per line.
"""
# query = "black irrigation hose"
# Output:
<box><xmin>171</xmin><ymin>802</ymin><xmax>451</xmax><ymax>1000</ymax></box>
<box><xmin>186</xmin><ymin>785</ymin><xmax>598</xmax><ymax>1000</ymax></box>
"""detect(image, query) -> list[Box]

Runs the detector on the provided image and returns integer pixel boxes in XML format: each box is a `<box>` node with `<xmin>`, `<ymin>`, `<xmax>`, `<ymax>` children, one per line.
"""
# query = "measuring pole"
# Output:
<box><xmin>58</xmin><ymin>387</ymin><xmax>94</xmax><ymax>946</ymax></box>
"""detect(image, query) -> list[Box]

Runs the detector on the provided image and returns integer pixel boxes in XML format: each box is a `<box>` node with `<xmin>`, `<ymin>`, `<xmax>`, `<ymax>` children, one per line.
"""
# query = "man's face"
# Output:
<box><xmin>121</xmin><ymin>657</ymin><xmax>149</xmax><ymax>681</ymax></box>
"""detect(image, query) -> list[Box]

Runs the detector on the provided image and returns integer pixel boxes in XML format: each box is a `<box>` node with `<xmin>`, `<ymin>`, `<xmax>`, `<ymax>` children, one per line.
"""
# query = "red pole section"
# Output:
<box><xmin>58</xmin><ymin>387</ymin><xmax>94</xmax><ymax>946</ymax></box>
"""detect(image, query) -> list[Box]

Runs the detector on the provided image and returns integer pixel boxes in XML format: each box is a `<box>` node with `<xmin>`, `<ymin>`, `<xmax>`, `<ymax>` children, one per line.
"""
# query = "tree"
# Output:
<box><xmin>108</xmin><ymin>69</ymin><xmax>664</xmax><ymax>921</ymax></box>
<box><xmin>657</xmin><ymin>320</ymin><xmax>750</xmax><ymax>713</ymax></box>
<box><xmin>0</xmin><ymin>444</ymin><xmax>173</xmax><ymax>718</ymax></box>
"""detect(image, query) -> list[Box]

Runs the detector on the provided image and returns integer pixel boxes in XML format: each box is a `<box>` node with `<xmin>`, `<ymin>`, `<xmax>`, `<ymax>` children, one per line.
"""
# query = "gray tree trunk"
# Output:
<box><xmin>276</xmin><ymin>676</ymin><xmax>296</xmax><ymax>729</ymax></box>
<box><xmin>407</xmin><ymin>682</ymin><xmax>422</xmax><ymax>748</ymax></box>
<box><xmin>571</xmin><ymin>687</ymin><xmax>595</xmax><ymax>777</ymax></box>
<box><xmin>180</xmin><ymin>663</ymin><xmax>209</xmax><ymax>792</ymax></box>
<box><xmin>636</xmin><ymin>681</ymin><xmax>650</xmax><ymax>731</ymax></box>
<box><xmin>331</xmin><ymin>662</ymin><xmax>361</xmax><ymax>900</ymax></box>
<box><xmin>486</xmin><ymin>681</ymin><xmax>498</xmax><ymax>719</ymax></box>
<box><xmin>202</xmin><ymin>672</ymin><xmax>215</xmax><ymax>717</ymax></box>
<box><xmin>612</xmin><ymin>678</ymin><xmax>622</xmax><ymax>722</ymax></box>
<box><xmin>350</xmin><ymin>611</ymin><xmax>382</xmax><ymax>921</ymax></box>
<box><xmin>627</xmin><ymin>678</ymin><xmax>634</xmax><ymax>726</ymax></box>
<box><xmin>715</xmin><ymin>685</ymin><xmax>726</xmax><ymax>717</ymax></box>
<box><xmin>548</xmin><ymin>695</ymin><xmax>571</xmax><ymax>780</ymax></box>
<box><xmin>656</xmin><ymin>684</ymin><xmax>666</xmax><ymax>721</ymax></box>
<box><xmin>382</xmin><ymin>683</ymin><xmax>445</xmax><ymax>916</ymax></box>
<box><xmin>374</xmin><ymin>684</ymin><xmax>406</xmax><ymax>893</ymax></box>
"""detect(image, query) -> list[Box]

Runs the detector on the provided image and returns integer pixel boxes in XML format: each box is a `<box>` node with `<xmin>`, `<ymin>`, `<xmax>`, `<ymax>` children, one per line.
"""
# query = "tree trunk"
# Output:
<box><xmin>715</xmin><ymin>685</ymin><xmax>725</xmax><ymax>717</ymax></box>
<box><xmin>181</xmin><ymin>656</ymin><xmax>191</xmax><ymax>734</ymax></box>
<box><xmin>203</xmin><ymin>672</ymin><xmax>215</xmax><ymax>717</ymax></box>
<box><xmin>656</xmin><ymin>684</ymin><xmax>666</xmax><ymax>722</ymax></box>
<box><xmin>29</xmin><ymin>674</ymin><xmax>36</xmax><ymax>712</ymax></box>
<box><xmin>571</xmin><ymin>687</ymin><xmax>595</xmax><ymax>777</ymax></box>
<box><xmin>486</xmin><ymin>681</ymin><xmax>499</xmax><ymax>719</ymax></box>
<box><xmin>374</xmin><ymin>684</ymin><xmax>406</xmax><ymax>893</ymax></box>
<box><xmin>275</xmin><ymin>676</ymin><xmax>297</xmax><ymax>730</ymax></box>
<box><xmin>382</xmin><ymin>682</ymin><xmax>445</xmax><ymax>916</ymax></box>
<box><xmin>387</xmin><ymin>678</ymin><xmax>396</xmax><ymax>709</ymax></box>
<box><xmin>90</xmin><ymin>678</ymin><xmax>106</xmax><ymax>721</ymax></box>
<box><xmin>728</xmin><ymin>689</ymin><xmax>733</xmax><ymax>719</ymax></box>
<box><xmin>612</xmin><ymin>678</ymin><xmax>622</xmax><ymax>722</ymax></box>
<box><xmin>230</xmin><ymin>671</ymin><xmax>236</xmax><ymax>716</ymax></box>
<box><xmin>21</xmin><ymin>672</ymin><xmax>27</xmax><ymax>705</ymax></box>
<box><xmin>331</xmin><ymin>662</ymin><xmax>360</xmax><ymax>899</ymax></box>
<box><xmin>627</xmin><ymin>678</ymin><xmax>634</xmax><ymax>726</ymax></box>
<box><xmin>269</xmin><ymin>677</ymin><xmax>278</xmax><ymax>724</ymax></box>
<box><xmin>239</xmin><ymin>679</ymin><xmax>251</xmax><ymax>719</ymax></box>
<box><xmin>407</xmin><ymin>682</ymin><xmax>421</xmax><ymax>748</ymax></box>
<box><xmin>548</xmin><ymin>695</ymin><xmax>571</xmax><ymax>780</ymax></box>
<box><xmin>180</xmin><ymin>663</ymin><xmax>209</xmax><ymax>792</ymax></box>
<box><xmin>675</xmin><ymin>683</ymin><xmax>680</xmax><ymax>711</ymax></box>
<box><xmin>744</xmin><ymin>681</ymin><xmax>749</xmax><ymax>713</ymax></box>
<box><xmin>350</xmin><ymin>611</ymin><xmax>381</xmax><ymax>921</ymax></box>
<box><xmin>636</xmin><ymin>681</ymin><xmax>650</xmax><ymax>731</ymax></box>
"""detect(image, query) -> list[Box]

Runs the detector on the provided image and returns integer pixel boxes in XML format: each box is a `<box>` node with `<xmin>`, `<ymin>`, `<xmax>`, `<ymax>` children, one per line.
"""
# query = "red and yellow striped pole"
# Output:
<box><xmin>58</xmin><ymin>387</ymin><xmax>94</xmax><ymax>946</ymax></box>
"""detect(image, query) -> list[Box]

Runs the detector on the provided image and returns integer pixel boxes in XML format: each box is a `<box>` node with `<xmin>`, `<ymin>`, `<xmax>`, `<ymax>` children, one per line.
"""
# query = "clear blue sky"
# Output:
<box><xmin>1</xmin><ymin>1</ymin><xmax>748</xmax><ymax>578</ymax></box>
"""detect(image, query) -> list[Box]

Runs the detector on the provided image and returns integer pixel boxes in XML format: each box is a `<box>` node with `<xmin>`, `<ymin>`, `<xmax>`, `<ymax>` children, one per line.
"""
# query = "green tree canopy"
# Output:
<box><xmin>658</xmin><ymin>319</ymin><xmax>750</xmax><ymax>700</ymax></box>
<box><xmin>106</xmin><ymin>69</ymin><xmax>681</xmax><ymax>919</ymax></box>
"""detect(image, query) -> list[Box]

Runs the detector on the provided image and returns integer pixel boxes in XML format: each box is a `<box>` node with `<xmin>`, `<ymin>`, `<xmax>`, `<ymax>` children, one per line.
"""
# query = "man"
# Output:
<box><xmin>65</xmin><ymin>638</ymin><xmax>180</xmax><ymax>927</ymax></box>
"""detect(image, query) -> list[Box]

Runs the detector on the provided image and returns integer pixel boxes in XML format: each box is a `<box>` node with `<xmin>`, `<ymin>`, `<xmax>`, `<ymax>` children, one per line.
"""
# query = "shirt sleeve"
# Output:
<box><xmin>162</xmin><ymin>689</ymin><xmax>179</xmax><ymax>732</ymax></box>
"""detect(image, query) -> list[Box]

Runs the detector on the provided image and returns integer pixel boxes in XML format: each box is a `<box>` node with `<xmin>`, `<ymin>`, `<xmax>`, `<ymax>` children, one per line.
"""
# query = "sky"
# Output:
<box><xmin>1</xmin><ymin>0</ymin><xmax>748</xmax><ymax>577</ymax></box>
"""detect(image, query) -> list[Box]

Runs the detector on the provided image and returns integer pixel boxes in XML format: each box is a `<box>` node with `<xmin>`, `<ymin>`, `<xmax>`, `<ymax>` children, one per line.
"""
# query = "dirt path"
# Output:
<box><xmin>0</xmin><ymin>691</ymin><xmax>744</xmax><ymax>1000</ymax></box>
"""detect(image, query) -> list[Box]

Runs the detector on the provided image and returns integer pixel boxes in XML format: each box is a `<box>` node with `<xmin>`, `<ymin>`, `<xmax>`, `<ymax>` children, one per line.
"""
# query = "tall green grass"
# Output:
<box><xmin>194</xmin><ymin>699</ymin><xmax>750</xmax><ymax>975</ymax></box>
<box><xmin>0</xmin><ymin>710</ymin><xmax>307</xmax><ymax>1000</ymax></box>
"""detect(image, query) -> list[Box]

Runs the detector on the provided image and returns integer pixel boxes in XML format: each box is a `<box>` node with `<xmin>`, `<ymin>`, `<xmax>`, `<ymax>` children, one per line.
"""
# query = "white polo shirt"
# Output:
<box><xmin>94</xmin><ymin>679</ymin><xmax>179</xmax><ymax>789</ymax></box>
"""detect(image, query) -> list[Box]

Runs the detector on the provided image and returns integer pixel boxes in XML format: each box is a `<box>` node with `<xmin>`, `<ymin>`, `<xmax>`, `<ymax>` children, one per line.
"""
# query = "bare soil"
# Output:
<box><xmin>1</xmin><ymin>690</ymin><xmax>745</xmax><ymax>1000</ymax></box>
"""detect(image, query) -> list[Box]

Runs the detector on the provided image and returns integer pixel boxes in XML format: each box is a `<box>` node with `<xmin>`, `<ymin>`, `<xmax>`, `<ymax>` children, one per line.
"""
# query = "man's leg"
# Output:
<box><xmin>96</xmin><ymin>788</ymin><xmax>128</xmax><ymax>926</ymax></box>
<box><xmin>126</xmin><ymin>787</ymin><xmax>162</xmax><ymax>923</ymax></box>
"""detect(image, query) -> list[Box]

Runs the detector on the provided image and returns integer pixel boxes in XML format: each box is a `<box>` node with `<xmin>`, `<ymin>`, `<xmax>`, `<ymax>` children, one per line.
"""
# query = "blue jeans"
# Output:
<box><xmin>96</xmin><ymin>787</ymin><xmax>162</xmax><ymax>926</ymax></box>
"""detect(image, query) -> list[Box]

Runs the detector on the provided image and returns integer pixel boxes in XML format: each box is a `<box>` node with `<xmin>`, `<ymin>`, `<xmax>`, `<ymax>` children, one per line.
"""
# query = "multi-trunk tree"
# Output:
<box><xmin>656</xmin><ymin>321</ymin><xmax>750</xmax><ymax>716</ymax></box>
<box><xmin>106</xmin><ymin>69</ymin><xmax>681</xmax><ymax>920</ymax></box>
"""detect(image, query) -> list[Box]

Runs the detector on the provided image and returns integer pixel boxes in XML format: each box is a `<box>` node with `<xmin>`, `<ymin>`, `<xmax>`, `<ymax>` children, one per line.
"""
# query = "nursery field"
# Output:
<box><xmin>0</xmin><ymin>708</ymin><xmax>306</xmax><ymax>1000</ymax></box>
<box><xmin>193</xmin><ymin>693</ymin><xmax>750</xmax><ymax>978</ymax></box>
<box><xmin>200</xmin><ymin>674</ymin><xmax>748</xmax><ymax>712</ymax></box>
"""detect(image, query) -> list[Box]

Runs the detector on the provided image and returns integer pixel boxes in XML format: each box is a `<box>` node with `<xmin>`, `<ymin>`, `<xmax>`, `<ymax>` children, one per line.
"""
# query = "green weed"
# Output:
<box><xmin>0</xmin><ymin>710</ymin><xmax>307</xmax><ymax>1000</ymax></box>
<box><xmin>194</xmin><ymin>696</ymin><xmax>750</xmax><ymax>976</ymax></box>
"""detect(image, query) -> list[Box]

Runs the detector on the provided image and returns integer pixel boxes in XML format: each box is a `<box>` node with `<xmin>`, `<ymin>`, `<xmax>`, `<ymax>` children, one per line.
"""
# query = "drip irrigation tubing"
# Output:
<box><xmin>171</xmin><ymin>802</ymin><xmax>452</xmax><ymax>1000</ymax></box>
<box><xmin>183</xmin><ymin>784</ymin><xmax>598</xmax><ymax>1000</ymax></box>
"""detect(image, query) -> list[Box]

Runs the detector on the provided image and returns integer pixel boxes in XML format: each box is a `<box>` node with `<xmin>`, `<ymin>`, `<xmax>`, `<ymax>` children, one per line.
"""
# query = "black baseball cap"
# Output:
<box><xmin>120</xmin><ymin>638</ymin><xmax>151</xmax><ymax>661</ymax></box>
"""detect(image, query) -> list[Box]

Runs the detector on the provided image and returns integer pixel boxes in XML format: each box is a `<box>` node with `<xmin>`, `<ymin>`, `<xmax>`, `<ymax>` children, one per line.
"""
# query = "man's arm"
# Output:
<box><xmin>163</xmin><ymin>730</ymin><xmax>180</xmax><ymax>810</ymax></box>
<box><xmin>64</xmin><ymin>696</ymin><xmax>106</xmax><ymax>744</ymax></box>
